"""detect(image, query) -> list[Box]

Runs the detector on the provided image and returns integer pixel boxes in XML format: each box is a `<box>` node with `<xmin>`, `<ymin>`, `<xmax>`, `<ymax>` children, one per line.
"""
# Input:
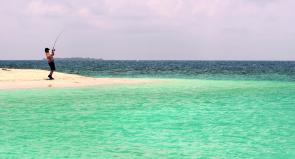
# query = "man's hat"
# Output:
<box><xmin>45</xmin><ymin>48</ymin><xmax>50</xmax><ymax>52</ymax></box>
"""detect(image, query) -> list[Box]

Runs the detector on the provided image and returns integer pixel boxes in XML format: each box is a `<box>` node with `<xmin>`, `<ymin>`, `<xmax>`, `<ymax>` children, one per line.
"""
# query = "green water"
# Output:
<box><xmin>0</xmin><ymin>79</ymin><xmax>295</xmax><ymax>158</ymax></box>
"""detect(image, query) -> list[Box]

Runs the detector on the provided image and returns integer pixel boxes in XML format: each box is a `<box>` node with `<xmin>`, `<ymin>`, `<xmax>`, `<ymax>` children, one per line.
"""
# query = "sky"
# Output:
<box><xmin>0</xmin><ymin>0</ymin><xmax>295</xmax><ymax>60</ymax></box>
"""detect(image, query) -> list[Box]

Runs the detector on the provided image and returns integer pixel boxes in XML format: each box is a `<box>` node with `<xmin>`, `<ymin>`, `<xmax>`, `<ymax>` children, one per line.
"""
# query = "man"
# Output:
<box><xmin>45</xmin><ymin>48</ymin><xmax>55</xmax><ymax>80</ymax></box>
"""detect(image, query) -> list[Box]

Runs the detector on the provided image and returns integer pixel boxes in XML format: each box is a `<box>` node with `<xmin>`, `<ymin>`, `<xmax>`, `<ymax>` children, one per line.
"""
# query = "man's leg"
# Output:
<box><xmin>48</xmin><ymin>62</ymin><xmax>55</xmax><ymax>79</ymax></box>
<box><xmin>48</xmin><ymin>70</ymin><xmax>54</xmax><ymax>79</ymax></box>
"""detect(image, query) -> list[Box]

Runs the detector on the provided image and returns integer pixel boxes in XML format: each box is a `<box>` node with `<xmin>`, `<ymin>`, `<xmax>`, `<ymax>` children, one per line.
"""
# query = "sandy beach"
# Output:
<box><xmin>0</xmin><ymin>68</ymin><xmax>151</xmax><ymax>90</ymax></box>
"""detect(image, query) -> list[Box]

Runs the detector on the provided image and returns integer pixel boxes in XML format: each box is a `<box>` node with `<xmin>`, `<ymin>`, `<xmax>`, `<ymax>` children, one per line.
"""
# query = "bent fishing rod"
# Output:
<box><xmin>52</xmin><ymin>30</ymin><xmax>65</xmax><ymax>51</ymax></box>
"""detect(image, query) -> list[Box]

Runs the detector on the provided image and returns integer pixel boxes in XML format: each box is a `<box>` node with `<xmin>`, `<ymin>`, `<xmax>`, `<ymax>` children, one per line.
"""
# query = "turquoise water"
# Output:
<box><xmin>0</xmin><ymin>79</ymin><xmax>295</xmax><ymax>158</ymax></box>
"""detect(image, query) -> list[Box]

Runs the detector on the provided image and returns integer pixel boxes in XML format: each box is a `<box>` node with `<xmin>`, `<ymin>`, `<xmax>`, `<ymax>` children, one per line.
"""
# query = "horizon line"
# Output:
<box><xmin>1</xmin><ymin>58</ymin><xmax>295</xmax><ymax>62</ymax></box>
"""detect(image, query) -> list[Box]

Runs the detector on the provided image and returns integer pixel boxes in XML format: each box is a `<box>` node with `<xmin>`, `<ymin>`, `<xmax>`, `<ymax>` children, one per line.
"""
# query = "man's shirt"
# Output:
<box><xmin>45</xmin><ymin>52</ymin><xmax>54</xmax><ymax>63</ymax></box>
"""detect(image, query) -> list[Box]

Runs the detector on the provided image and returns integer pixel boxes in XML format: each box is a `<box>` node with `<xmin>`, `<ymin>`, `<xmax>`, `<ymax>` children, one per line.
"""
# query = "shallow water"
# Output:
<box><xmin>1</xmin><ymin>79</ymin><xmax>295</xmax><ymax>158</ymax></box>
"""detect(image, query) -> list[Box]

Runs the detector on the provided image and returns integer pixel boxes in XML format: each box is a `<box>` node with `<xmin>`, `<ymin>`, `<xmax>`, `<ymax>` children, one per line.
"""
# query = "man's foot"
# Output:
<box><xmin>48</xmin><ymin>75</ymin><xmax>54</xmax><ymax>80</ymax></box>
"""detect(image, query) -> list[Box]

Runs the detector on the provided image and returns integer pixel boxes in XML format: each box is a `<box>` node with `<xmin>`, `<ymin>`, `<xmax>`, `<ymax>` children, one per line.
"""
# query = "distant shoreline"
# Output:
<box><xmin>51</xmin><ymin>57</ymin><xmax>104</xmax><ymax>61</ymax></box>
<box><xmin>1</xmin><ymin>59</ymin><xmax>295</xmax><ymax>62</ymax></box>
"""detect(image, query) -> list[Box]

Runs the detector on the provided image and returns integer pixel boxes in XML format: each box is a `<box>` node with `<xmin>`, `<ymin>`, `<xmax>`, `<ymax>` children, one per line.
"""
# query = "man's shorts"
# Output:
<box><xmin>48</xmin><ymin>61</ymin><xmax>56</xmax><ymax>71</ymax></box>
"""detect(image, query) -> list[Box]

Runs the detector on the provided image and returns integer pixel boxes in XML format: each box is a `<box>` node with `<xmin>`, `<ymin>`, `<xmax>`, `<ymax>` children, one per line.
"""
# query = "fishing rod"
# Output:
<box><xmin>52</xmin><ymin>30</ymin><xmax>65</xmax><ymax>51</ymax></box>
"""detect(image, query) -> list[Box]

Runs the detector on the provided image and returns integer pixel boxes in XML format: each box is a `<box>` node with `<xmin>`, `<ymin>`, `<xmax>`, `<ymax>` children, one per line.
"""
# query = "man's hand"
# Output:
<box><xmin>51</xmin><ymin>49</ymin><xmax>55</xmax><ymax>56</ymax></box>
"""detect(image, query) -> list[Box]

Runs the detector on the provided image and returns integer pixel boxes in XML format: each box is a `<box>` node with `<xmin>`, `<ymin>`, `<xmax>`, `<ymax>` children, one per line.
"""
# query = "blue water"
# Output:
<box><xmin>1</xmin><ymin>60</ymin><xmax>295</xmax><ymax>158</ymax></box>
<box><xmin>1</xmin><ymin>60</ymin><xmax>295</xmax><ymax>81</ymax></box>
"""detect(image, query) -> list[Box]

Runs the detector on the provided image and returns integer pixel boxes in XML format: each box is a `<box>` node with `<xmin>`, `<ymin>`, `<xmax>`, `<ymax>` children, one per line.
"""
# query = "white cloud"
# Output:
<box><xmin>26</xmin><ymin>0</ymin><xmax>70</xmax><ymax>16</ymax></box>
<box><xmin>191</xmin><ymin>0</ymin><xmax>232</xmax><ymax>16</ymax></box>
<box><xmin>77</xmin><ymin>8</ymin><xmax>92</xmax><ymax>18</ymax></box>
<box><xmin>147</xmin><ymin>0</ymin><xmax>183</xmax><ymax>18</ymax></box>
<box><xmin>76</xmin><ymin>7</ymin><xmax>111</xmax><ymax>29</ymax></box>
<box><xmin>1</xmin><ymin>0</ymin><xmax>295</xmax><ymax>60</ymax></box>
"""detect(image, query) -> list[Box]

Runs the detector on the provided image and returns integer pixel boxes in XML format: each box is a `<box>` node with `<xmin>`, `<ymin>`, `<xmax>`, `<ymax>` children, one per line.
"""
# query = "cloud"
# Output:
<box><xmin>1</xmin><ymin>0</ymin><xmax>295</xmax><ymax>60</ymax></box>
<box><xmin>26</xmin><ymin>0</ymin><xmax>70</xmax><ymax>16</ymax></box>
<box><xmin>77</xmin><ymin>7</ymin><xmax>111</xmax><ymax>28</ymax></box>
<box><xmin>147</xmin><ymin>0</ymin><xmax>183</xmax><ymax>18</ymax></box>
<box><xmin>25</xmin><ymin>0</ymin><xmax>111</xmax><ymax>29</ymax></box>
<box><xmin>77</xmin><ymin>8</ymin><xmax>91</xmax><ymax>18</ymax></box>
<box><xmin>191</xmin><ymin>0</ymin><xmax>231</xmax><ymax>16</ymax></box>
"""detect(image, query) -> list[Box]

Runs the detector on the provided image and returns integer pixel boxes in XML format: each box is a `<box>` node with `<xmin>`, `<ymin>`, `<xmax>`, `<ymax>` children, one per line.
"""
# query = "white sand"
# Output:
<box><xmin>0</xmin><ymin>68</ymin><xmax>152</xmax><ymax>90</ymax></box>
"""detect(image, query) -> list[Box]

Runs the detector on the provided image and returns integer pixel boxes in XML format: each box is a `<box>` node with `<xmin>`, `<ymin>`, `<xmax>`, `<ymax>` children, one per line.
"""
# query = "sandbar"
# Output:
<box><xmin>0</xmin><ymin>68</ymin><xmax>152</xmax><ymax>90</ymax></box>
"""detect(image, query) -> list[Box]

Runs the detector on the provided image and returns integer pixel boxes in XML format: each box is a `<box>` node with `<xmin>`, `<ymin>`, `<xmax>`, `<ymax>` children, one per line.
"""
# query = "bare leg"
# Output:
<box><xmin>48</xmin><ymin>71</ymin><xmax>54</xmax><ymax>79</ymax></box>
<box><xmin>49</xmin><ymin>70</ymin><xmax>54</xmax><ymax>76</ymax></box>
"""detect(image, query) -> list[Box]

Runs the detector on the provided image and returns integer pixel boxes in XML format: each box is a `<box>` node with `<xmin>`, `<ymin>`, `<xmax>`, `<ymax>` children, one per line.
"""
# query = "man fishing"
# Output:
<box><xmin>44</xmin><ymin>30</ymin><xmax>64</xmax><ymax>80</ymax></box>
<box><xmin>45</xmin><ymin>48</ymin><xmax>55</xmax><ymax>80</ymax></box>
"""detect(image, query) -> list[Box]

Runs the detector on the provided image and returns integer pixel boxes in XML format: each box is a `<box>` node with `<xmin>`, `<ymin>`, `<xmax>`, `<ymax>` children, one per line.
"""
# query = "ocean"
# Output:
<box><xmin>1</xmin><ymin>60</ymin><xmax>295</xmax><ymax>81</ymax></box>
<box><xmin>0</xmin><ymin>60</ymin><xmax>295</xmax><ymax>158</ymax></box>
